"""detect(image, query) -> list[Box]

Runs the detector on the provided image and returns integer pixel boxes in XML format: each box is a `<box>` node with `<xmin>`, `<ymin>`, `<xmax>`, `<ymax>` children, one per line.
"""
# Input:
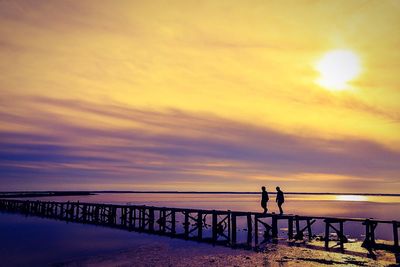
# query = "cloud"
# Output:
<box><xmin>0</xmin><ymin>96</ymin><xmax>399</xmax><ymax>192</ymax></box>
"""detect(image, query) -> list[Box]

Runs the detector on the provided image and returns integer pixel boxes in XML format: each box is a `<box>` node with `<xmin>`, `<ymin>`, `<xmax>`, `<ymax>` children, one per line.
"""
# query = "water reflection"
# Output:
<box><xmin>335</xmin><ymin>195</ymin><xmax>368</xmax><ymax>202</ymax></box>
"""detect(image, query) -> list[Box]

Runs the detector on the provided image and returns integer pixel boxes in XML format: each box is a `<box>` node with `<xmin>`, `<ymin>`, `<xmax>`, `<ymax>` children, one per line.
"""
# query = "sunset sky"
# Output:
<box><xmin>1</xmin><ymin>0</ymin><xmax>399</xmax><ymax>192</ymax></box>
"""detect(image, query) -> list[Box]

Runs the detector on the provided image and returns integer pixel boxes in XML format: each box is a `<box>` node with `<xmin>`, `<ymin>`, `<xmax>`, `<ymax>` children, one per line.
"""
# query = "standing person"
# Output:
<box><xmin>261</xmin><ymin>186</ymin><xmax>269</xmax><ymax>214</ymax></box>
<box><xmin>276</xmin><ymin>186</ymin><xmax>284</xmax><ymax>215</ymax></box>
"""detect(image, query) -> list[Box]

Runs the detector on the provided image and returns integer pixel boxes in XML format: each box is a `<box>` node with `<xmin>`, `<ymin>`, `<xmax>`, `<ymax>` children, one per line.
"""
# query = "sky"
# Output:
<box><xmin>0</xmin><ymin>0</ymin><xmax>399</xmax><ymax>192</ymax></box>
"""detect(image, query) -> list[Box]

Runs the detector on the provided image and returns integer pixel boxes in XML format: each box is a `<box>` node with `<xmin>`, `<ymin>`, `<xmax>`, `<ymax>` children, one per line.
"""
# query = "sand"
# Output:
<box><xmin>54</xmin><ymin>241</ymin><xmax>399</xmax><ymax>267</ymax></box>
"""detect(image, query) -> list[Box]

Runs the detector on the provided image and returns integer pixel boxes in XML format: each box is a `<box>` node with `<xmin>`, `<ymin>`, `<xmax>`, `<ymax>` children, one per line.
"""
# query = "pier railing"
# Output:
<box><xmin>0</xmin><ymin>199</ymin><xmax>398</xmax><ymax>255</ymax></box>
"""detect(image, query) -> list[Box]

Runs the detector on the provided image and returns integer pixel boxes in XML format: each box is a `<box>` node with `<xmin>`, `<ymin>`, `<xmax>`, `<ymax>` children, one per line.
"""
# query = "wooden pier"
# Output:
<box><xmin>0</xmin><ymin>199</ymin><xmax>399</xmax><ymax>255</ymax></box>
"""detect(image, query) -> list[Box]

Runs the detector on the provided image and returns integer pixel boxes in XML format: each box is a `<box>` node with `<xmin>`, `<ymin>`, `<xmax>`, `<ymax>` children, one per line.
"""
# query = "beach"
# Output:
<box><xmin>56</xmin><ymin>243</ymin><xmax>398</xmax><ymax>267</ymax></box>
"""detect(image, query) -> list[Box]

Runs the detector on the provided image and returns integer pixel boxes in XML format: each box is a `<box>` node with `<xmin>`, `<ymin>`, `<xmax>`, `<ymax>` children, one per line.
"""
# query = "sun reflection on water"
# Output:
<box><xmin>335</xmin><ymin>195</ymin><xmax>368</xmax><ymax>202</ymax></box>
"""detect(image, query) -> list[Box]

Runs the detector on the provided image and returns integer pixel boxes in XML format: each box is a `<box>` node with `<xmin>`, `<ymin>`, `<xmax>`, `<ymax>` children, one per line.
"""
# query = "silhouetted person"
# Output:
<box><xmin>276</xmin><ymin>186</ymin><xmax>284</xmax><ymax>215</ymax></box>
<box><xmin>261</xmin><ymin>186</ymin><xmax>269</xmax><ymax>213</ymax></box>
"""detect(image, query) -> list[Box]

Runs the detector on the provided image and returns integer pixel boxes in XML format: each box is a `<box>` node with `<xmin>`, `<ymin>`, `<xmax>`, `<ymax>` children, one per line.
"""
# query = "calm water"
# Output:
<box><xmin>1</xmin><ymin>193</ymin><xmax>400</xmax><ymax>266</ymax></box>
<box><xmin>24</xmin><ymin>192</ymin><xmax>400</xmax><ymax>220</ymax></box>
<box><xmin>0</xmin><ymin>212</ymin><xmax>235</xmax><ymax>267</ymax></box>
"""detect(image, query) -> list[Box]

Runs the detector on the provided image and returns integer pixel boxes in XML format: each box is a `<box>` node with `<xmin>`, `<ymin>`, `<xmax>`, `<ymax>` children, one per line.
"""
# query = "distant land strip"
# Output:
<box><xmin>0</xmin><ymin>191</ymin><xmax>95</xmax><ymax>198</ymax></box>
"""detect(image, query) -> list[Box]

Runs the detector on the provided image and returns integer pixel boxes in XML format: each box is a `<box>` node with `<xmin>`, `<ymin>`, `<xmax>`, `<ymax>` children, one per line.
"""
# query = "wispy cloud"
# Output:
<box><xmin>1</xmin><ymin>96</ymin><xmax>399</xmax><ymax>192</ymax></box>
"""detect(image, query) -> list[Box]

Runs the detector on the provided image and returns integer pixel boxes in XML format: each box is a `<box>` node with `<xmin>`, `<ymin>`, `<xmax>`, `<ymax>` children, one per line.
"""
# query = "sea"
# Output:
<box><xmin>1</xmin><ymin>192</ymin><xmax>399</xmax><ymax>266</ymax></box>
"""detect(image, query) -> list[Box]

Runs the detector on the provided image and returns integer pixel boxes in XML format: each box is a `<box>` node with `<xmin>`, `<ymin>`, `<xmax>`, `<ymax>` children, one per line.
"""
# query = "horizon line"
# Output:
<box><xmin>0</xmin><ymin>190</ymin><xmax>400</xmax><ymax>197</ymax></box>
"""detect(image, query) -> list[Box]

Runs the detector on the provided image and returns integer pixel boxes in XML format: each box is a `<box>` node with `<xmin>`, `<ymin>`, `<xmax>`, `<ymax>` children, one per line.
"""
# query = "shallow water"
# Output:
<box><xmin>0</xmin><ymin>212</ymin><xmax>237</xmax><ymax>267</ymax></box>
<box><xmin>19</xmin><ymin>193</ymin><xmax>400</xmax><ymax>241</ymax></box>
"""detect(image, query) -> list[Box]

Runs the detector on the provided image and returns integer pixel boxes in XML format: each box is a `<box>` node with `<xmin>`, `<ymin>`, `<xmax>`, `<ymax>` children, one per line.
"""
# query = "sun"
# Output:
<box><xmin>315</xmin><ymin>50</ymin><xmax>361</xmax><ymax>91</ymax></box>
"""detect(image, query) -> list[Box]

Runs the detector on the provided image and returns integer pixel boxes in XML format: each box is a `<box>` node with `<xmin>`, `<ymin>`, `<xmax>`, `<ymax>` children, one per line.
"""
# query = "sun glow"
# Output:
<box><xmin>315</xmin><ymin>50</ymin><xmax>361</xmax><ymax>91</ymax></box>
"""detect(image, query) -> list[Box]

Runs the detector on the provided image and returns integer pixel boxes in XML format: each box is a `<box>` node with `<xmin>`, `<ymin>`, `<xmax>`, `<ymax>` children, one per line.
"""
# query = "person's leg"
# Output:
<box><xmin>261</xmin><ymin>202</ymin><xmax>266</xmax><ymax>213</ymax></box>
<box><xmin>278</xmin><ymin>203</ymin><xmax>283</xmax><ymax>214</ymax></box>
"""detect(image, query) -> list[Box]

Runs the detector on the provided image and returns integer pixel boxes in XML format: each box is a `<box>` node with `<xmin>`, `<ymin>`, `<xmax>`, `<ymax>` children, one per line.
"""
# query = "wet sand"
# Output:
<box><xmin>55</xmin><ymin>242</ymin><xmax>399</xmax><ymax>267</ymax></box>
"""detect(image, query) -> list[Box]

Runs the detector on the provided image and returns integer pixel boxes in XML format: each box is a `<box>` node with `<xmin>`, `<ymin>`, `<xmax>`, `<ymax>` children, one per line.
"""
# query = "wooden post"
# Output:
<box><xmin>197</xmin><ymin>211</ymin><xmax>203</xmax><ymax>240</ymax></box>
<box><xmin>171</xmin><ymin>210</ymin><xmax>176</xmax><ymax>234</ymax></box>
<box><xmin>184</xmin><ymin>211</ymin><xmax>190</xmax><ymax>239</ymax></box>
<box><xmin>133</xmin><ymin>208</ymin><xmax>137</xmax><ymax>229</ymax></box>
<box><xmin>60</xmin><ymin>203</ymin><xmax>65</xmax><ymax>219</ymax></box>
<box><xmin>137</xmin><ymin>208</ymin><xmax>141</xmax><ymax>229</ymax></box>
<box><xmin>83</xmin><ymin>205</ymin><xmax>87</xmax><ymax>222</ymax></box>
<box><xmin>295</xmin><ymin>216</ymin><xmax>300</xmax><ymax>240</ymax></box>
<box><xmin>113</xmin><ymin>206</ymin><xmax>117</xmax><ymax>224</ymax></box>
<box><xmin>370</xmin><ymin>222</ymin><xmax>376</xmax><ymax>246</ymax></box>
<box><xmin>307</xmin><ymin>219</ymin><xmax>312</xmax><ymax>241</ymax></box>
<box><xmin>108</xmin><ymin>206</ymin><xmax>114</xmax><ymax>225</ymax></box>
<box><xmin>325</xmin><ymin>221</ymin><xmax>330</xmax><ymax>250</ymax></box>
<box><xmin>288</xmin><ymin>216</ymin><xmax>293</xmax><ymax>240</ymax></box>
<box><xmin>88</xmin><ymin>205</ymin><xmax>92</xmax><ymax>222</ymax></box>
<box><xmin>141</xmin><ymin>208</ymin><xmax>146</xmax><ymax>230</ymax></box>
<box><xmin>254</xmin><ymin>215</ymin><xmax>259</xmax><ymax>245</ymax></box>
<box><xmin>149</xmin><ymin>208</ymin><xmax>155</xmax><ymax>231</ymax></box>
<box><xmin>128</xmin><ymin>207</ymin><xmax>133</xmax><ymax>230</ymax></box>
<box><xmin>272</xmin><ymin>215</ymin><xmax>278</xmax><ymax>238</ymax></box>
<box><xmin>162</xmin><ymin>209</ymin><xmax>166</xmax><ymax>233</ymax></box>
<box><xmin>158</xmin><ymin>210</ymin><xmax>162</xmax><ymax>232</ymax></box>
<box><xmin>231</xmin><ymin>214</ymin><xmax>237</xmax><ymax>245</ymax></box>
<box><xmin>66</xmin><ymin>202</ymin><xmax>71</xmax><ymax>220</ymax></box>
<box><xmin>339</xmin><ymin>221</ymin><xmax>344</xmax><ymax>251</ymax></box>
<box><xmin>247</xmin><ymin>213</ymin><xmax>252</xmax><ymax>245</ymax></box>
<box><xmin>212</xmin><ymin>211</ymin><xmax>218</xmax><ymax>243</ymax></box>
<box><xmin>393</xmin><ymin>221</ymin><xmax>399</xmax><ymax>249</ymax></box>
<box><xmin>227</xmin><ymin>211</ymin><xmax>231</xmax><ymax>243</ymax></box>
<box><xmin>120</xmin><ymin>207</ymin><xmax>125</xmax><ymax>226</ymax></box>
<box><xmin>76</xmin><ymin>202</ymin><xmax>80</xmax><ymax>220</ymax></box>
